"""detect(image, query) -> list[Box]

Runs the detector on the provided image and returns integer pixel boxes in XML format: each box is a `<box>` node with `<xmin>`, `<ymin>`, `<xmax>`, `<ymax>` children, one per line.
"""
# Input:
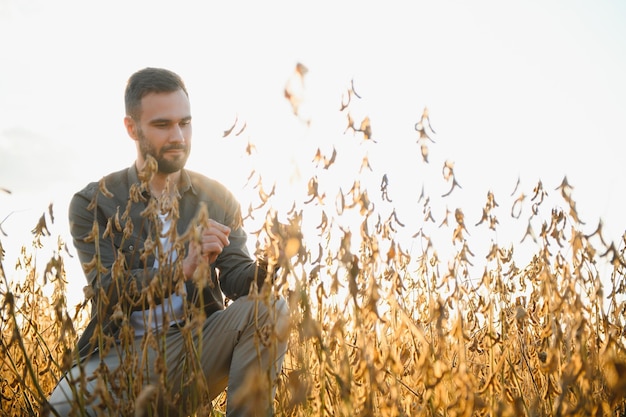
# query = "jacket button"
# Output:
<box><xmin>128</xmin><ymin>245</ymin><xmax>134</xmax><ymax>251</ymax></box>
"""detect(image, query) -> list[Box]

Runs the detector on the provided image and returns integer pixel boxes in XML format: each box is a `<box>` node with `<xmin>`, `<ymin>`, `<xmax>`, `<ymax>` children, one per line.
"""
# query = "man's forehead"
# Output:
<box><xmin>139</xmin><ymin>90</ymin><xmax>191</xmax><ymax>119</ymax></box>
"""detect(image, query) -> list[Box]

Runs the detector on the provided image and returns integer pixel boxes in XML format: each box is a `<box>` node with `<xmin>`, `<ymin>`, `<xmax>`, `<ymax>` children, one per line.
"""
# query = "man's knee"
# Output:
<box><xmin>249</xmin><ymin>296</ymin><xmax>290</xmax><ymax>340</ymax></box>
<box><xmin>273</xmin><ymin>297</ymin><xmax>290</xmax><ymax>342</ymax></box>
<box><xmin>45</xmin><ymin>377</ymin><xmax>93</xmax><ymax>417</ymax></box>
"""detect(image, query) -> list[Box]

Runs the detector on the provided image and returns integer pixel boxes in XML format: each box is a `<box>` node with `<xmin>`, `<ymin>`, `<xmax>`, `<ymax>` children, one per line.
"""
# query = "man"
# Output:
<box><xmin>46</xmin><ymin>67</ymin><xmax>289</xmax><ymax>416</ymax></box>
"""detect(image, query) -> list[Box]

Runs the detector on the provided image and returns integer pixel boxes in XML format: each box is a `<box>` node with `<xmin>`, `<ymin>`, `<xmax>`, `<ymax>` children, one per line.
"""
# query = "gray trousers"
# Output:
<box><xmin>47</xmin><ymin>296</ymin><xmax>289</xmax><ymax>417</ymax></box>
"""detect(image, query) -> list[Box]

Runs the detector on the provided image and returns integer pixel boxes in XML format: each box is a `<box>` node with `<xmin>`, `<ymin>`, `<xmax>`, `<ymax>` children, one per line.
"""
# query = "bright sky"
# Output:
<box><xmin>1</xmin><ymin>0</ymin><xmax>625</xmax><ymax>303</ymax></box>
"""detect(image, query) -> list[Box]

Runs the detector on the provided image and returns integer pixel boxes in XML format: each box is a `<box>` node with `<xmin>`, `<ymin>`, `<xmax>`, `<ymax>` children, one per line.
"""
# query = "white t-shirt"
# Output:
<box><xmin>130</xmin><ymin>213</ymin><xmax>186</xmax><ymax>336</ymax></box>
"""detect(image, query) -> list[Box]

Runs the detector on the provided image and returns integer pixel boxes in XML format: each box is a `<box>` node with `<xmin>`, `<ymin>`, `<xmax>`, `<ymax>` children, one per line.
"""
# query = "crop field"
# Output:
<box><xmin>1</xmin><ymin>78</ymin><xmax>625</xmax><ymax>416</ymax></box>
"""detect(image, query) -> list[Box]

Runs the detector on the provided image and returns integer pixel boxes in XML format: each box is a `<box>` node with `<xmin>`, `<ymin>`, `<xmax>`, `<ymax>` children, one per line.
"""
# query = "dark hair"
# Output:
<box><xmin>124</xmin><ymin>67</ymin><xmax>189</xmax><ymax>120</ymax></box>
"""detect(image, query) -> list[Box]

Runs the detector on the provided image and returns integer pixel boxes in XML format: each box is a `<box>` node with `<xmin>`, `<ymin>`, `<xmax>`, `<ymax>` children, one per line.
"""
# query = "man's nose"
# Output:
<box><xmin>170</xmin><ymin>125</ymin><xmax>185</xmax><ymax>143</ymax></box>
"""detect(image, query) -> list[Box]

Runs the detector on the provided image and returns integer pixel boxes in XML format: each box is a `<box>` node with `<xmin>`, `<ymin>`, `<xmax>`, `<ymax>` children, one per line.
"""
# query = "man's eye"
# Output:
<box><xmin>180</xmin><ymin>120</ymin><xmax>191</xmax><ymax>126</ymax></box>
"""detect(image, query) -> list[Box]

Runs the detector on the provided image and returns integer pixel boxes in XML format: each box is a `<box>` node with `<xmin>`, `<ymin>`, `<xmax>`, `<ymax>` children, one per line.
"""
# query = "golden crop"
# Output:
<box><xmin>1</xmin><ymin>66</ymin><xmax>625</xmax><ymax>416</ymax></box>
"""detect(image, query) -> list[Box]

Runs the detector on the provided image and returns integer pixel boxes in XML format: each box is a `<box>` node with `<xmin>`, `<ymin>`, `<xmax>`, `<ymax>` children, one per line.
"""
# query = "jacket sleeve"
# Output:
<box><xmin>209</xmin><ymin>191</ymin><xmax>270</xmax><ymax>300</ymax></box>
<box><xmin>214</xmin><ymin>225</ymin><xmax>270</xmax><ymax>300</ymax></box>
<box><xmin>69</xmin><ymin>184</ymin><xmax>162</xmax><ymax>316</ymax></box>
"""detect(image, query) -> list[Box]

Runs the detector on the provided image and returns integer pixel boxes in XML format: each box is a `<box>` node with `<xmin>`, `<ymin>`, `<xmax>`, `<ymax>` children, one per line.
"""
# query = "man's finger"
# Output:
<box><xmin>207</xmin><ymin>219</ymin><xmax>231</xmax><ymax>235</ymax></box>
<box><xmin>202</xmin><ymin>227</ymin><xmax>230</xmax><ymax>246</ymax></box>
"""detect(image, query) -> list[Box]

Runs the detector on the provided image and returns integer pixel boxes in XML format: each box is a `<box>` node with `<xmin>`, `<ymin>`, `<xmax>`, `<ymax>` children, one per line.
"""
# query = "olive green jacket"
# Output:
<box><xmin>68</xmin><ymin>164</ymin><xmax>268</xmax><ymax>361</ymax></box>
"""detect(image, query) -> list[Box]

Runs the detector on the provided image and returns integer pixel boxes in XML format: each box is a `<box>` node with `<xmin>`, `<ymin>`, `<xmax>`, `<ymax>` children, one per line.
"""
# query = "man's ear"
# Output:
<box><xmin>124</xmin><ymin>116</ymin><xmax>139</xmax><ymax>141</ymax></box>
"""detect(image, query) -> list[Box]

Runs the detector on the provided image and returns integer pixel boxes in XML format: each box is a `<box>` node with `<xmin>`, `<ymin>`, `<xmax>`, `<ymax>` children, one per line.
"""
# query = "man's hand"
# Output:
<box><xmin>183</xmin><ymin>220</ymin><xmax>231</xmax><ymax>280</ymax></box>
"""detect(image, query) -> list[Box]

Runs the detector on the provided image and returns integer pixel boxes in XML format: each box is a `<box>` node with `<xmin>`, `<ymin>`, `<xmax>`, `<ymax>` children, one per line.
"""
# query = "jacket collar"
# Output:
<box><xmin>128</xmin><ymin>163</ymin><xmax>197</xmax><ymax>198</ymax></box>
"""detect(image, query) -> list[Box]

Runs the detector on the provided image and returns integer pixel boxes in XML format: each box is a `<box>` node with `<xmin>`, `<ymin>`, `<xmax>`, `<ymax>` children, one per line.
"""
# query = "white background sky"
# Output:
<box><xmin>1</xmin><ymin>0</ymin><xmax>625</xmax><ymax>302</ymax></box>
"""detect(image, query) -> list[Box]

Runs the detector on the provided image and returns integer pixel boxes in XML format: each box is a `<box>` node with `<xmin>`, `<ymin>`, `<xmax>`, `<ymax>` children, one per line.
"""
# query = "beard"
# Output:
<box><xmin>137</xmin><ymin>128</ymin><xmax>190</xmax><ymax>174</ymax></box>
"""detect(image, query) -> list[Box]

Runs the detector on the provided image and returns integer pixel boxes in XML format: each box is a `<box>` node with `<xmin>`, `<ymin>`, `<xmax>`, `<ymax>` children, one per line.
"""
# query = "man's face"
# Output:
<box><xmin>132</xmin><ymin>89</ymin><xmax>192</xmax><ymax>174</ymax></box>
